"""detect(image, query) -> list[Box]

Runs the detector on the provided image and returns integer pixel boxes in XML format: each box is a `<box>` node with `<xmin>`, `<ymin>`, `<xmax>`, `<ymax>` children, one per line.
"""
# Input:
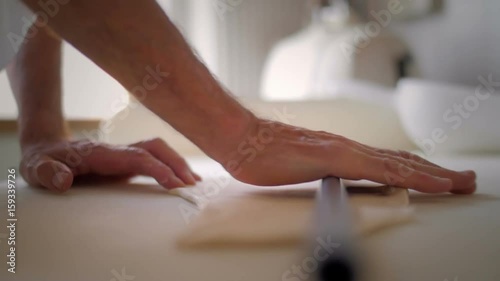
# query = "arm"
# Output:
<box><xmin>7</xmin><ymin>20</ymin><xmax>201</xmax><ymax>192</ymax></box>
<box><xmin>19</xmin><ymin>0</ymin><xmax>253</xmax><ymax>162</ymax></box>
<box><xmin>18</xmin><ymin>0</ymin><xmax>476</xmax><ymax>194</ymax></box>
<box><xmin>6</xmin><ymin>19</ymin><xmax>68</xmax><ymax>149</ymax></box>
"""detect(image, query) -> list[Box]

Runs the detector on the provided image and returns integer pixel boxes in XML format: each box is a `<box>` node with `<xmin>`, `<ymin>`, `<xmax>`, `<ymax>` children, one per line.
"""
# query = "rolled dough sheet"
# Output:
<box><xmin>171</xmin><ymin>179</ymin><xmax>413</xmax><ymax>248</ymax></box>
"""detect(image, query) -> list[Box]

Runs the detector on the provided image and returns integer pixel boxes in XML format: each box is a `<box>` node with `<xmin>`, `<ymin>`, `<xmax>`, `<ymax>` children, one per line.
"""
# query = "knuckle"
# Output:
<box><xmin>397</xmin><ymin>150</ymin><xmax>424</xmax><ymax>164</ymax></box>
<box><xmin>398</xmin><ymin>164</ymin><xmax>415</xmax><ymax>177</ymax></box>
<box><xmin>157</xmin><ymin>166</ymin><xmax>175</xmax><ymax>179</ymax></box>
<box><xmin>397</xmin><ymin>150</ymin><xmax>411</xmax><ymax>159</ymax></box>
<box><xmin>416</xmin><ymin>172</ymin><xmax>433</xmax><ymax>182</ymax></box>
<box><xmin>382</xmin><ymin>158</ymin><xmax>408</xmax><ymax>184</ymax></box>
<box><xmin>383</xmin><ymin>158</ymin><xmax>399</xmax><ymax>172</ymax></box>
<box><xmin>164</xmin><ymin>167</ymin><xmax>176</xmax><ymax>177</ymax></box>
<box><xmin>409</xmin><ymin>152</ymin><xmax>424</xmax><ymax>163</ymax></box>
<box><xmin>23</xmin><ymin>153</ymin><xmax>41</xmax><ymax>170</ymax></box>
<box><xmin>328</xmin><ymin>141</ymin><xmax>346</xmax><ymax>156</ymax></box>
<box><xmin>75</xmin><ymin>140</ymin><xmax>98</xmax><ymax>155</ymax></box>
<box><xmin>129</xmin><ymin>147</ymin><xmax>151</xmax><ymax>159</ymax></box>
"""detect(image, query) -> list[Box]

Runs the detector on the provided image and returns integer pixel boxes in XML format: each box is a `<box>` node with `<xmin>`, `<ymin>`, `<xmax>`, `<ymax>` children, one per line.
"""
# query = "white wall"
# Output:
<box><xmin>0</xmin><ymin>1</ymin><xmax>131</xmax><ymax>120</ymax></box>
<box><xmin>0</xmin><ymin>42</ymin><xmax>128</xmax><ymax>120</ymax></box>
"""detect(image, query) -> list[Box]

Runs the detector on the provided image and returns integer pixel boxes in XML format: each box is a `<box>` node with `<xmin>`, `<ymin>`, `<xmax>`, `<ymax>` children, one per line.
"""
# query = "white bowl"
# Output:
<box><xmin>396</xmin><ymin>78</ymin><xmax>500</xmax><ymax>155</ymax></box>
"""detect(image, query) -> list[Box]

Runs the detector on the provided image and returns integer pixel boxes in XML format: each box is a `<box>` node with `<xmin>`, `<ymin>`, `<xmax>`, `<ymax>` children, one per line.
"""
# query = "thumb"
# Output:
<box><xmin>33</xmin><ymin>156</ymin><xmax>74</xmax><ymax>192</ymax></box>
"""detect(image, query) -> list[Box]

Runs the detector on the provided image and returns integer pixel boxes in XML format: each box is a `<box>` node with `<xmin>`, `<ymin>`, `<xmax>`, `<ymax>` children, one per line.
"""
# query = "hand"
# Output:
<box><xmin>222</xmin><ymin>119</ymin><xmax>476</xmax><ymax>194</ymax></box>
<box><xmin>20</xmin><ymin>138</ymin><xmax>201</xmax><ymax>192</ymax></box>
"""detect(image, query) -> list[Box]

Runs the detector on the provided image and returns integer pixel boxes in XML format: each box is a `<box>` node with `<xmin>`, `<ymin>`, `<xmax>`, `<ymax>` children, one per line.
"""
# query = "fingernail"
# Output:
<box><xmin>53</xmin><ymin>172</ymin><xmax>70</xmax><ymax>191</ymax></box>
<box><xmin>461</xmin><ymin>170</ymin><xmax>476</xmax><ymax>179</ymax></box>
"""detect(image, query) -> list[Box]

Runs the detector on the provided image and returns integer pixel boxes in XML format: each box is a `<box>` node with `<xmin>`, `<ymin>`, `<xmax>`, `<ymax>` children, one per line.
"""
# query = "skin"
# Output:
<box><xmin>10</xmin><ymin>0</ymin><xmax>476</xmax><ymax>194</ymax></box>
<box><xmin>7</xmin><ymin>21</ymin><xmax>201</xmax><ymax>192</ymax></box>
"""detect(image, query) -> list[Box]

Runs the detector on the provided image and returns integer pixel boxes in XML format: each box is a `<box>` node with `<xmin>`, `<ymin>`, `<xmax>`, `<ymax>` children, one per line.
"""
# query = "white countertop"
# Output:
<box><xmin>0</xmin><ymin>155</ymin><xmax>499</xmax><ymax>281</ymax></box>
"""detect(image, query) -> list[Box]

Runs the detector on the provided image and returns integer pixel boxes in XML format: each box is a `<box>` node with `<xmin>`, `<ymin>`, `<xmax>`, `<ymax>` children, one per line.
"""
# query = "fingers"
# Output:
<box><xmin>19</xmin><ymin>138</ymin><xmax>199</xmax><ymax>192</ymax></box>
<box><xmin>450</xmin><ymin>184</ymin><xmax>477</xmax><ymax>195</ymax></box>
<box><xmin>38</xmin><ymin>159</ymin><xmax>74</xmax><ymax>192</ymax></box>
<box><xmin>21</xmin><ymin>155</ymin><xmax>73</xmax><ymax>192</ymax></box>
<box><xmin>74</xmin><ymin>145</ymin><xmax>188</xmax><ymax>189</ymax></box>
<box><xmin>345</xmin><ymin>141</ymin><xmax>476</xmax><ymax>194</ymax></box>
<box><xmin>369</xmin><ymin>151</ymin><xmax>475</xmax><ymax>194</ymax></box>
<box><xmin>338</xmin><ymin>151</ymin><xmax>454</xmax><ymax>193</ymax></box>
<box><xmin>131</xmin><ymin>138</ymin><xmax>201</xmax><ymax>185</ymax></box>
<box><xmin>373</xmin><ymin>148</ymin><xmax>442</xmax><ymax>168</ymax></box>
<box><xmin>126</xmin><ymin>149</ymin><xmax>186</xmax><ymax>189</ymax></box>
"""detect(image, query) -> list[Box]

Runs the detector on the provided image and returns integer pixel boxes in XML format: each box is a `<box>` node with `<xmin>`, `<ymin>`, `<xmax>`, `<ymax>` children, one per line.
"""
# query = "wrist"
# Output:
<box><xmin>19</xmin><ymin>118</ymin><xmax>70</xmax><ymax>151</ymax></box>
<box><xmin>206</xmin><ymin>109</ymin><xmax>259</xmax><ymax>163</ymax></box>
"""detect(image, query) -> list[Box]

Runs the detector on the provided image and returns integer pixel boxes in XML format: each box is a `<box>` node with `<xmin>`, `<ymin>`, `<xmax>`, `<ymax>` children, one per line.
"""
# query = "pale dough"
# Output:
<box><xmin>171</xmin><ymin>179</ymin><xmax>413</xmax><ymax>248</ymax></box>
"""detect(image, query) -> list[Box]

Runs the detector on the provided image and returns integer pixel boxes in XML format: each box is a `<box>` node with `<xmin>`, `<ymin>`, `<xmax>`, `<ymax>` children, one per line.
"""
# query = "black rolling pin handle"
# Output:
<box><xmin>315</xmin><ymin>177</ymin><xmax>359</xmax><ymax>281</ymax></box>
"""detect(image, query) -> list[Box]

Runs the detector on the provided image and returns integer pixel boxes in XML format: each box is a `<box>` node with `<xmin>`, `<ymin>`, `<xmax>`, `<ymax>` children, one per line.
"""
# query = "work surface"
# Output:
<box><xmin>1</xmin><ymin>155</ymin><xmax>499</xmax><ymax>281</ymax></box>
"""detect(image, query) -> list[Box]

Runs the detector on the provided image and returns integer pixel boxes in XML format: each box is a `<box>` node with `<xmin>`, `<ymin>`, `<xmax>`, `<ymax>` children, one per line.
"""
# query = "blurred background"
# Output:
<box><xmin>0</xmin><ymin>0</ymin><xmax>499</xmax><ymax>178</ymax></box>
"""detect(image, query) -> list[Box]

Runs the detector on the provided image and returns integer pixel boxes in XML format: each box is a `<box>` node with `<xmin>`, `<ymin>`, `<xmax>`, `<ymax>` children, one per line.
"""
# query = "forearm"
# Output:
<box><xmin>6</xmin><ymin>20</ymin><xmax>68</xmax><ymax>150</ymax></box>
<box><xmin>20</xmin><ymin>0</ymin><xmax>255</xmax><ymax>162</ymax></box>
